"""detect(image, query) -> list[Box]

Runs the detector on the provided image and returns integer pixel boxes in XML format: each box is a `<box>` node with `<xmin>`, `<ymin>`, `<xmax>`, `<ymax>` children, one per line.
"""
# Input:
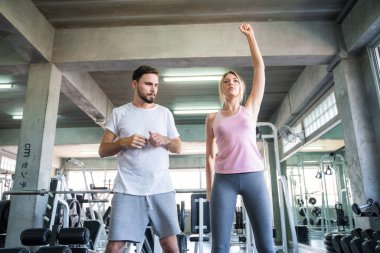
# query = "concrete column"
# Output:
<box><xmin>333</xmin><ymin>58</ymin><xmax>380</xmax><ymax>229</ymax></box>
<box><xmin>5</xmin><ymin>64</ymin><xmax>62</xmax><ymax>247</ymax></box>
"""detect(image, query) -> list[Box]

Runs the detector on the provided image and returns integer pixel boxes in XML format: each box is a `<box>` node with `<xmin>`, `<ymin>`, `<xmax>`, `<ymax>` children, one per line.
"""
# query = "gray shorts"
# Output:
<box><xmin>108</xmin><ymin>192</ymin><xmax>181</xmax><ymax>242</ymax></box>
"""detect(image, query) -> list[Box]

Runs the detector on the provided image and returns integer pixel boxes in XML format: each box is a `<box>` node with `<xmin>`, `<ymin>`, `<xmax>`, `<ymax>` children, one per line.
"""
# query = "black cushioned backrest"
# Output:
<box><xmin>0</xmin><ymin>248</ymin><xmax>30</xmax><ymax>253</ymax></box>
<box><xmin>83</xmin><ymin>220</ymin><xmax>101</xmax><ymax>249</ymax></box>
<box><xmin>58</xmin><ymin>227</ymin><xmax>90</xmax><ymax>245</ymax></box>
<box><xmin>20</xmin><ymin>228</ymin><xmax>51</xmax><ymax>246</ymax></box>
<box><xmin>37</xmin><ymin>246</ymin><xmax>72</xmax><ymax>253</ymax></box>
<box><xmin>190</xmin><ymin>193</ymin><xmax>210</xmax><ymax>234</ymax></box>
<box><xmin>70</xmin><ymin>248</ymin><xmax>88</xmax><ymax>253</ymax></box>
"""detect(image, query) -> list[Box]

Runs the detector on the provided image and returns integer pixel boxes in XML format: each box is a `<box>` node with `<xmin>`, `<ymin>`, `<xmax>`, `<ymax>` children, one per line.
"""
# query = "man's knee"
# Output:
<box><xmin>105</xmin><ymin>241</ymin><xmax>126</xmax><ymax>253</ymax></box>
<box><xmin>160</xmin><ymin>235</ymin><xmax>179</xmax><ymax>253</ymax></box>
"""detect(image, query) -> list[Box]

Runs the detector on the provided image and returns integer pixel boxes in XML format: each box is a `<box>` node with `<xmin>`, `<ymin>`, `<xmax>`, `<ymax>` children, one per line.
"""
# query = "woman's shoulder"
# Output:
<box><xmin>206</xmin><ymin>111</ymin><xmax>218</xmax><ymax>125</ymax></box>
<box><xmin>207</xmin><ymin>111</ymin><xmax>217</xmax><ymax>120</ymax></box>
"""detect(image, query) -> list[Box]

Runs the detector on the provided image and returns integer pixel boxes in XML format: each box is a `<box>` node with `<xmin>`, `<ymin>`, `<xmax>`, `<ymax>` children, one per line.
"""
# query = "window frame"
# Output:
<box><xmin>367</xmin><ymin>33</ymin><xmax>380</xmax><ymax>109</ymax></box>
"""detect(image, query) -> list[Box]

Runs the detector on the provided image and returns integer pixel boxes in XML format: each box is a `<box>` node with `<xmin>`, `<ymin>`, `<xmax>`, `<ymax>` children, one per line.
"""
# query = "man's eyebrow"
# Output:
<box><xmin>144</xmin><ymin>81</ymin><xmax>159</xmax><ymax>85</ymax></box>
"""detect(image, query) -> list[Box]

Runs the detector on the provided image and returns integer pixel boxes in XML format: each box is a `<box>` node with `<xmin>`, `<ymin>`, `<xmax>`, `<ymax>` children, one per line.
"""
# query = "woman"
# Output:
<box><xmin>205</xmin><ymin>23</ymin><xmax>275</xmax><ymax>253</ymax></box>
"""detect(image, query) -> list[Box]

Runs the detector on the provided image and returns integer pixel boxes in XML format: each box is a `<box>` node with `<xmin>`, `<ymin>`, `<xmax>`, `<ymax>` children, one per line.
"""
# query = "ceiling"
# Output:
<box><xmin>32</xmin><ymin>0</ymin><xmax>347</xmax><ymax>28</ymax></box>
<box><xmin>0</xmin><ymin>0</ymin><xmax>350</xmax><ymax>158</ymax></box>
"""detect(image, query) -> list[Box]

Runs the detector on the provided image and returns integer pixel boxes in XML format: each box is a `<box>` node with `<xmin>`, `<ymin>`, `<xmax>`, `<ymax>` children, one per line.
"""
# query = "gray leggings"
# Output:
<box><xmin>210</xmin><ymin>171</ymin><xmax>275</xmax><ymax>253</ymax></box>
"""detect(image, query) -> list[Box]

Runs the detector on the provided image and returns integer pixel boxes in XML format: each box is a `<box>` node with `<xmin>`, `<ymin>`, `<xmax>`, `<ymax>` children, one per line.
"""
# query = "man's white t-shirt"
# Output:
<box><xmin>105</xmin><ymin>102</ymin><xmax>179</xmax><ymax>196</ymax></box>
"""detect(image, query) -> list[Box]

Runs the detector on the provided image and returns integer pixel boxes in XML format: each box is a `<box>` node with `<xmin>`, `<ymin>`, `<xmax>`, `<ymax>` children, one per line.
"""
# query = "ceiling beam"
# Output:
<box><xmin>61</xmin><ymin>71</ymin><xmax>114</xmax><ymax>126</ymax></box>
<box><xmin>341</xmin><ymin>0</ymin><xmax>380</xmax><ymax>53</ymax></box>
<box><xmin>0</xmin><ymin>0</ymin><xmax>54</xmax><ymax>62</ymax></box>
<box><xmin>53</xmin><ymin>21</ymin><xmax>338</xmax><ymax>71</ymax></box>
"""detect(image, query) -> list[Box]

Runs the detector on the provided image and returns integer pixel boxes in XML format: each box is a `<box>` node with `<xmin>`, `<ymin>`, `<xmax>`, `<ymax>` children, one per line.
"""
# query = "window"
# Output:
<box><xmin>303</xmin><ymin>92</ymin><xmax>338</xmax><ymax>137</ymax></box>
<box><xmin>171</xmin><ymin>168</ymin><xmax>206</xmax><ymax>209</ymax></box>
<box><xmin>0</xmin><ymin>156</ymin><xmax>16</xmax><ymax>172</ymax></box>
<box><xmin>368</xmin><ymin>34</ymin><xmax>380</xmax><ymax>107</ymax></box>
<box><xmin>66</xmin><ymin>170</ymin><xmax>117</xmax><ymax>190</ymax></box>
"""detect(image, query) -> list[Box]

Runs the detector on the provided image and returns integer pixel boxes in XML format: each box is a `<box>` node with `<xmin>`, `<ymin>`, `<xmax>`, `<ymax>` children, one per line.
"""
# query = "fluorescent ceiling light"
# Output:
<box><xmin>164</xmin><ymin>76</ymin><xmax>221</xmax><ymax>82</ymax></box>
<box><xmin>173</xmin><ymin>109</ymin><xmax>218</xmax><ymax>115</ymax></box>
<box><xmin>0</xmin><ymin>83</ymin><xmax>13</xmax><ymax>89</ymax></box>
<box><xmin>12</xmin><ymin>115</ymin><xmax>23</xmax><ymax>120</ymax></box>
<box><xmin>303</xmin><ymin>160</ymin><xmax>319</xmax><ymax>163</ymax></box>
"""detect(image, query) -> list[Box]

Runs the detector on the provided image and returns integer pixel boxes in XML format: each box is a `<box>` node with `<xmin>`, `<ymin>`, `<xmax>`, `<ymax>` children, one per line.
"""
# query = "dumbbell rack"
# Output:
<box><xmin>43</xmin><ymin>176</ymin><xmax>70</xmax><ymax>229</ymax></box>
<box><xmin>325</xmin><ymin>228</ymin><xmax>380</xmax><ymax>253</ymax></box>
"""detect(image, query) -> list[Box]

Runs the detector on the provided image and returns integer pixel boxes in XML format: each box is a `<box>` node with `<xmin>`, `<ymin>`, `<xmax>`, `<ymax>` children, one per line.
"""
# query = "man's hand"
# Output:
<box><xmin>119</xmin><ymin>134</ymin><xmax>147</xmax><ymax>149</ymax></box>
<box><xmin>148</xmin><ymin>131</ymin><xmax>170</xmax><ymax>147</ymax></box>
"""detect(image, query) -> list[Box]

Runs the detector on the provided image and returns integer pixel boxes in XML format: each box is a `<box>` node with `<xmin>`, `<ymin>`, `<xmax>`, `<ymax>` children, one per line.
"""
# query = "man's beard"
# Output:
<box><xmin>138</xmin><ymin>89</ymin><xmax>155</xmax><ymax>104</ymax></box>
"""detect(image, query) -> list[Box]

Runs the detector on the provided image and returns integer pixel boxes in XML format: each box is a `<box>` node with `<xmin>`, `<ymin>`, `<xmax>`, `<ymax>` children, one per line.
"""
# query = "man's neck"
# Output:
<box><xmin>132</xmin><ymin>99</ymin><xmax>156</xmax><ymax>109</ymax></box>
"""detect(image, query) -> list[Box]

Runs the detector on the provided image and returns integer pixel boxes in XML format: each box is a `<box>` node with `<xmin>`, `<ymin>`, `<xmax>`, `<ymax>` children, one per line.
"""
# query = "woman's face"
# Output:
<box><xmin>222</xmin><ymin>73</ymin><xmax>240</xmax><ymax>98</ymax></box>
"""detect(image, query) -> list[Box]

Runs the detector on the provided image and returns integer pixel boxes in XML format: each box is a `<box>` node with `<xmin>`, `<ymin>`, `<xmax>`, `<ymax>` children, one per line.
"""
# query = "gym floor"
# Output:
<box><xmin>184</xmin><ymin>240</ymin><xmax>327</xmax><ymax>253</ymax></box>
<box><xmin>122</xmin><ymin>238</ymin><xmax>326</xmax><ymax>253</ymax></box>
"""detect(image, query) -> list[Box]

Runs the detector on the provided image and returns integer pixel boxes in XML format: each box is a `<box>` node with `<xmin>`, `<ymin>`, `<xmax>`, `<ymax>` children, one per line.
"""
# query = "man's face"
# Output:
<box><xmin>133</xmin><ymin>73</ymin><xmax>159</xmax><ymax>104</ymax></box>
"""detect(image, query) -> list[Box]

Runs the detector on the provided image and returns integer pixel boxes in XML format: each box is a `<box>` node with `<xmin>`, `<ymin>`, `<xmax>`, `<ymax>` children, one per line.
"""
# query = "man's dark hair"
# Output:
<box><xmin>132</xmin><ymin>65</ymin><xmax>159</xmax><ymax>82</ymax></box>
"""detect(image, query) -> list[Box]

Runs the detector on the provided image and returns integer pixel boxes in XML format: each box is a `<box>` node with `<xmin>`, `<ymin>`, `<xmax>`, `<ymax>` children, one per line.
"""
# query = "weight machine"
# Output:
<box><xmin>249</xmin><ymin>122</ymin><xmax>299</xmax><ymax>253</ymax></box>
<box><xmin>319</xmin><ymin>153</ymin><xmax>354</xmax><ymax>233</ymax></box>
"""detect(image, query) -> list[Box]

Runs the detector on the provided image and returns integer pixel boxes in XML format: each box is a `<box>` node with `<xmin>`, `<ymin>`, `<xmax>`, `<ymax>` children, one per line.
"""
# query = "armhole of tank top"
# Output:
<box><xmin>211</xmin><ymin>111</ymin><xmax>220</xmax><ymax>129</ymax></box>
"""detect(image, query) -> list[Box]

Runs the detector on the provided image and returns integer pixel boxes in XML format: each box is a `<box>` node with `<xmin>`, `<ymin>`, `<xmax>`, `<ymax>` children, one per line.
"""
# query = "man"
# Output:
<box><xmin>99</xmin><ymin>65</ymin><xmax>182</xmax><ymax>253</ymax></box>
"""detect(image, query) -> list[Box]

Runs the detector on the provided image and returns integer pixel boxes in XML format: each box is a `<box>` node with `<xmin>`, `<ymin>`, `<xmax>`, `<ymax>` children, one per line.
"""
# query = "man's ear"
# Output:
<box><xmin>132</xmin><ymin>80</ymin><xmax>137</xmax><ymax>89</ymax></box>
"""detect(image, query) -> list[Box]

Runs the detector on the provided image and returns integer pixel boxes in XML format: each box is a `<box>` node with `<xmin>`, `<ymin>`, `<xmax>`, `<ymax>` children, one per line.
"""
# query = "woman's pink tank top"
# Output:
<box><xmin>212</xmin><ymin>106</ymin><xmax>264</xmax><ymax>174</ymax></box>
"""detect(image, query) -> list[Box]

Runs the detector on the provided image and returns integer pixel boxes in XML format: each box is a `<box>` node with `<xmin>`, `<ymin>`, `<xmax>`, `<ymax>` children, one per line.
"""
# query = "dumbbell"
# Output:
<box><xmin>352</xmin><ymin>228</ymin><xmax>364</xmax><ymax>238</ymax></box>
<box><xmin>312</xmin><ymin>207</ymin><xmax>321</xmax><ymax>217</ymax></box>
<box><xmin>373</xmin><ymin>232</ymin><xmax>380</xmax><ymax>253</ymax></box>
<box><xmin>325</xmin><ymin>233</ymin><xmax>339</xmax><ymax>252</ymax></box>
<box><xmin>309</xmin><ymin>197</ymin><xmax>317</xmax><ymax>205</ymax></box>
<box><xmin>373</xmin><ymin>231</ymin><xmax>380</xmax><ymax>242</ymax></box>
<box><xmin>350</xmin><ymin>228</ymin><xmax>364</xmax><ymax>253</ymax></box>
<box><xmin>352</xmin><ymin>199</ymin><xmax>374</xmax><ymax>215</ymax></box>
<box><xmin>361</xmin><ymin>229</ymin><xmax>375</xmax><ymax>253</ymax></box>
<box><xmin>299</xmin><ymin>207</ymin><xmax>306</xmax><ymax>217</ymax></box>
<box><xmin>341</xmin><ymin>234</ymin><xmax>353</xmax><ymax>253</ymax></box>
<box><xmin>332</xmin><ymin>234</ymin><xmax>344</xmax><ymax>253</ymax></box>
<box><xmin>369</xmin><ymin>202</ymin><xmax>380</xmax><ymax>216</ymax></box>
<box><xmin>350</xmin><ymin>229</ymin><xmax>374</xmax><ymax>253</ymax></box>
<box><xmin>340</xmin><ymin>228</ymin><xmax>362</xmax><ymax>253</ymax></box>
<box><xmin>362</xmin><ymin>229</ymin><xmax>375</xmax><ymax>240</ymax></box>
<box><xmin>297</xmin><ymin>198</ymin><xmax>304</xmax><ymax>207</ymax></box>
<box><xmin>362</xmin><ymin>240</ymin><xmax>376</xmax><ymax>253</ymax></box>
<box><xmin>302</xmin><ymin>218</ymin><xmax>314</xmax><ymax>226</ymax></box>
<box><xmin>359</xmin><ymin>202</ymin><xmax>380</xmax><ymax>217</ymax></box>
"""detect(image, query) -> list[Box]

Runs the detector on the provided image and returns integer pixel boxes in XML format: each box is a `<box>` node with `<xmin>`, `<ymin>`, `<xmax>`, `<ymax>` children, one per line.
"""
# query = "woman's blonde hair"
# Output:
<box><xmin>218</xmin><ymin>70</ymin><xmax>246</xmax><ymax>105</ymax></box>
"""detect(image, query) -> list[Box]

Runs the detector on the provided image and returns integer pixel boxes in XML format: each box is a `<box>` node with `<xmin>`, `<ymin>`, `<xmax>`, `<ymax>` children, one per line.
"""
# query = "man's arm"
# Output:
<box><xmin>148</xmin><ymin>131</ymin><xmax>183</xmax><ymax>154</ymax></box>
<box><xmin>98</xmin><ymin>129</ymin><xmax>147</xmax><ymax>158</ymax></box>
<box><xmin>166</xmin><ymin>137</ymin><xmax>182</xmax><ymax>154</ymax></box>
